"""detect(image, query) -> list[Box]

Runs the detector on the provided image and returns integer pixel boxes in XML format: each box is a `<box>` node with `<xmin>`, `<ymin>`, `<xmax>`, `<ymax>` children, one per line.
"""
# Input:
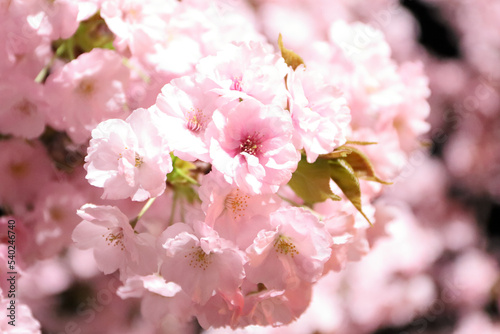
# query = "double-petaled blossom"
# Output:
<box><xmin>84</xmin><ymin>107</ymin><xmax>173</xmax><ymax>201</ymax></box>
<box><xmin>155</xmin><ymin>75</ymin><xmax>219</xmax><ymax>162</ymax></box>
<box><xmin>245</xmin><ymin>207</ymin><xmax>332</xmax><ymax>290</ymax></box>
<box><xmin>0</xmin><ymin>139</ymin><xmax>54</xmax><ymax>207</ymax></box>
<box><xmin>0</xmin><ymin>73</ymin><xmax>47</xmax><ymax>139</ymax></box>
<box><xmin>287</xmin><ymin>65</ymin><xmax>351</xmax><ymax>163</ymax></box>
<box><xmin>44</xmin><ymin>48</ymin><xmax>131</xmax><ymax>144</ymax></box>
<box><xmin>199</xmin><ymin>170</ymin><xmax>280</xmax><ymax>248</ymax></box>
<box><xmin>196</xmin><ymin>41</ymin><xmax>289</xmax><ymax>107</ymax></box>
<box><xmin>206</xmin><ymin>98</ymin><xmax>300</xmax><ymax>195</ymax></box>
<box><xmin>101</xmin><ymin>0</ymin><xmax>178</xmax><ymax>56</ymax></box>
<box><xmin>159</xmin><ymin>221</ymin><xmax>246</xmax><ymax>305</ymax></box>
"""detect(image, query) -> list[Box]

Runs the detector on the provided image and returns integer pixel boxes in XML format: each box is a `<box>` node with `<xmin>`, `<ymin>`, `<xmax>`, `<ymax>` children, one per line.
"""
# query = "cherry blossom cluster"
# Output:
<box><xmin>74</xmin><ymin>38</ymin><xmax>353</xmax><ymax>328</ymax></box>
<box><xmin>0</xmin><ymin>0</ymin><xmax>434</xmax><ymax>332</ymax></box>
<box><xmin>73</xmin><ymin>27</ymin><xmax>429</xmax><ymax>333</ymax></box>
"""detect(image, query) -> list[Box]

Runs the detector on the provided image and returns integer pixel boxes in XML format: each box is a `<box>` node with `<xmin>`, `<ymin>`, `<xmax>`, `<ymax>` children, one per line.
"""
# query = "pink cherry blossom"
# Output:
<box><xmin>196</xmin><ymin>42</ymin><xmax>289</xmax><ymax>107</ymax></box>
<box><xmin>118</xmin><ymin>275</ymin><xmax>195</xmax><ymax>331</ymax></box>
<box><xmin>72</xmin><ymin>204</ymin><xmax>157</xmax><ymax>278</ymax></box>
<box><xmin>0</xmin><ymin>139</ymin><xmax>55</xmax><ymax>208</ymax></box>
<box><xmin>101</xmin><ymin>0</ymin><xmax>203</xmax><ymax>76</ymax></box>
<box><xmin>304</xmin><ymin>21</ymin><xmax>405</xmax><ymax>135</ymax></box>
<box><xmin>26</xmin><ymin>0</ymin><xmax>80</xmax><ymax>40</ymax></box>
<box><xmin>159</xmin><ymin>221</ymin><xmax>246</xmax><ymax>305</ymax></box>
<box><xmin>100</xmin><ymin>0</ymin><xmax>178</xmax><ymax>55</ymax></box>
<box><xmin>238</xmin><ymin>281</ymin><xmax>313</xmax><ymax>328</ymax></box>
<box><xmin>245</xmin><ymin>207</ymin><xmax>332</xmax><ymax>290</ymax></box>
<box><xmin>0</xmin><ymin>0</ymin><xmax>46</xmax><ymax>65</ymax></box>
<box><xmin>191</xmin><ymin>0</ymin><xmax>266</xmax><ymax>57</ymax></box>
<box><xmin>314</xmin><ymin>195</ymin><xmax>375</xmax><ymax>273</ymax></box>
<box><xmin>206</xmin><ymin>98</ymin><xmax>299</xmax><ymax>194</ymax></box>
<box><xmin>155</xmin><ymin>75</ymin><xmax>219</xmax><ymax>161</ymax></box>
<box><xmin>29</xmin><ymin>182</ymin><xmax>86</xmax><ymax>259</ymax></box>
<box><xmin>195</xmin><ymin>290</ymin><xmax>245</xmax><ymax>329</ymax></box>
<box><xmin>0</xmin><ymin>72</ymin><xmax>47</xmax><ymax>139</ymax></box>
<box><xmin>44</xmin><ymin>48</ymin><xmax>131</xmax><ymax>144</ymax></box>
<box><xmin>84</xmin><ymin>107</ymin><xmax>173</xmax><ymax>201</ymax></box>
<box><xmin>199</xmin><ymin>170</ymin><xmax>280</xmax><ymax>248</ymax></box>
<box><xmin>287</xmin><ymin>65</ymin><xmax>351</xmax><ymax>163</ymax></box>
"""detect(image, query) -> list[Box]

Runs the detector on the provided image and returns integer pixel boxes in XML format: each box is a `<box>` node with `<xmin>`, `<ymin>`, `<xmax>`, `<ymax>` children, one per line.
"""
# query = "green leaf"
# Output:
<box><xmin>329</xmin><ymin>159</ymin><xmax>372</xmax><ymax>225</ymax></box>
<box><xmin>288</xmin><ymin>157</ymin><xmax>341</xmax><ymax>205</ymax></box>
<box><xmin>341</xmin><ymin>146</ymin><xmax>392</xmax><ymax>185</ymax></box>
<box><xmin>278</xmin><ymin>34</ymin><xmax>305</xmax><ymax>70</ymax></box>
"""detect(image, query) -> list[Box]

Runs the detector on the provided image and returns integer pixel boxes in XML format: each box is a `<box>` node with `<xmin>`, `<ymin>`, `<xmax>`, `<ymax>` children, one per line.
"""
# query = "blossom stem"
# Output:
<box><xmin>169</xmin><ymin>192</ymin><xmax>178</xmax><ymax>226</ymax></box>
<box><xmin>35</xmin><ymin>42</ymin><xmax>67</xmax><ymax>83</ymax></box>
<box><xmin>168</xmin><ymin>156</ymin><xmax>200</xmax><ymax>186</ymax></box>
<box><xmin>130</xmin><ymin>197</ymin><xmax>157</xmax><ymax>229</ymax></box>
<box><xmin>175</xmin><ymin>167</ymin><xmax>200</xmax><ymax>186</ymax></box>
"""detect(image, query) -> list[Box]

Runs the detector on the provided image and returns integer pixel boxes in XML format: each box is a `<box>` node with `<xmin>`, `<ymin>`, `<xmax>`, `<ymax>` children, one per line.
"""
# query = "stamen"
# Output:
<box><xmin>15</xmin><ymin>99</ymin><xmax>36</xmax><ymax>116</ymax></box>
<box><xmin>134</xmin><ymin>152</ymin><xmax>143</xmax><ymax>167</ymax></box>
<box><xmin>240</xmin><ymin>134</ymin><xmax>262</xmax><ymax>156</ymax></box>
<box><xmin>49</xmin><ymin>206</ymin><xmax>65</xmax><ymax>222</ymax></box>
<box><xmin>77</xmin><ymin>79</ymin><xmax>95</xmax><ymax>96</ymax></box>
<box><xmin>224</xmin><ymin>189</ymin><xmax>250</xmax><ymax>220</ymax></box>
<box><xmin>186</xmin><ymin>108</ymin><xmax>207</xmax><ymax>133</ymax></box>
<box><xmin>274</xmin><ymin>236</ymin><xmax>299</xmax><ymax>258</ymax></box>
<box><xmin>185</xmin><ymin>246</ymin><xmax>212</xmax><ymax>270</ymax></box>
<box><xmin>230</xmin><ymin>76</ymin><xmax>243</xmax><ymax>91</ymax></box>
<box><xmin>103</xmin><ymin>228</ymin><xmax>125</xmax><ymax>251</ymax></box>
<box><xmin>9</xmin><ymin>162</ymin><xmax>29</xmax><ymax>178</ymax></box>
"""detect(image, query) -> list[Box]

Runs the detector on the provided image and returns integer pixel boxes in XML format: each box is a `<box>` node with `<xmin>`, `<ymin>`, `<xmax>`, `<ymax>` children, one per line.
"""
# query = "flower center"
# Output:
<box><xmin>134</xmin><ymin>152</ymin><xmax>143</xmax><ymax>167</ymax></box>
<box><xmin>230</xmin><ymin>76</ymin><xmax>243</xmax><ymax>91</ymax></box>
<box><xmin>122</xmin><ymin>4</ymin><xmax>141</xmax><ymax>23</ymax></box>
<box><xmin>49</xmin><ymin>206</ymin><xmax>65</xmax><ymax>222</ymax></box>
<box><xmin>9</xmin><ymin>161</ymin><xmax>29</xmax><ymax>179</ymax></box>
<box><xmin>15</xmin><ymin>99</ymin><xmax>36</xmax><ymax>116</ymax></box>
<box><xmin>186</xmin><ymin>108</ymin><xmax>206</xmax><ymax>133</ymax></box>
<box><xmin>77</xmin><ymin>79</ymin><xmax>95</xmax><ymax>96</ymax></box>
<box><xmin>274</xmin><ymin>236</ymin><xmax>299</xmax><ymax>258</ymax></box>
<box><xmin>240</xmin><ymin>134</ymin><xmax>262</xmax><ymax>156</ymax></box>
<box><xmin>224</xmin><ymin>189</ymin><xmax>250</xmax><ymax>220</ymax></box>
<box><xmin>104</xmin><ymin>228</ymin><xmax>125</xmax><ymax>251</ymax></box>
<box><xmin>186</xmin><ymin>246</ymin><xmax>212</xmax><ymax>270</ymax></box>
<box><xmin>118</xmin><ymin>147</ymin><xmax>143</xmax><ymax>168</ymax></box>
